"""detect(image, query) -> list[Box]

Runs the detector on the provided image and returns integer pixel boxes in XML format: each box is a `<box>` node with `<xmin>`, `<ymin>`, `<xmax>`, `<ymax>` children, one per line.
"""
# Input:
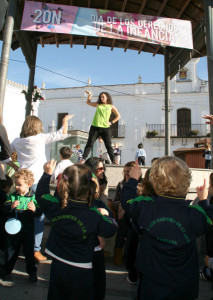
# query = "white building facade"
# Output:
<box><xmin>3</xmin><ymin>58</ymin><xmax>209</xmax><ymax>166</ymax></box>
<box><xmin>3</xmin><ymin>80</ymin><xmax>27</xmax><ymax>142</ymax></box>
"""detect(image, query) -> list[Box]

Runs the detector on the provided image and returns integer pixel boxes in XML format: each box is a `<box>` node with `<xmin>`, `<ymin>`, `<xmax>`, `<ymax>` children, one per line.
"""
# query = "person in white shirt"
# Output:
<box><xmin>10</xmin><ymin>114</ymin><xmax>74</xmax><ymax>262</ymax></box>
<box><xmin>135</xmin><ymin>143</ymin><xmax>146</xmax><ymax>166</ymax></box>
<box><xmin>51</xmin><ymin>147</ymin><xmax>73</xmax><ymax>183</ymax></box>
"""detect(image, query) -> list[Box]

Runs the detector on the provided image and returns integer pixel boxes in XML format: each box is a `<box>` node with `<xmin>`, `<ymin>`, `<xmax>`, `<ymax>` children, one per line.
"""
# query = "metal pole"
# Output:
<box><xmin>0</xmin><ymin>0</ymin><xmax>18</xmax><ymax>121</ymax></box>
<box><xmin>203</xmin><ymin>0</ymin><xmax>213</xmax><ymax>168</ymax></box>
<box><xmin>164</xmin><ymin>46</ymin><xmax>170</xmax><ymax>156</ymax></box>
<box><xmin>25</xmin><ymin>40</ymin><xmax>38</xmax><ymax>117</ymax></box>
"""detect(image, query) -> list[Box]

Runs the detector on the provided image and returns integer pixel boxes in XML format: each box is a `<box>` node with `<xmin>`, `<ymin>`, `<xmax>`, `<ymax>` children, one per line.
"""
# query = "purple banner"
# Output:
<box><xmin>21</xmin><ymin>1</ymin><xmax>193</xmax><ymax>49</ymax></box>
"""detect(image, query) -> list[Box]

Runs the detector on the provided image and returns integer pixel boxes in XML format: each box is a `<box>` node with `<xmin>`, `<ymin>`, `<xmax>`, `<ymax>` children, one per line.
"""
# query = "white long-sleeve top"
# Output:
<box><xmin>135</xmin><ymin>148</ymin><xmax>146</xmax><ymax>160</ymax></box>
<box><xmin>10</xmin><ymin>127</ymin><xmax>70</xmax><ymax>184</ymax></box>
<box><xmin>51</xmin><ymin>159</ymin><xmax>73</xmax><ymax>182</ymax></box>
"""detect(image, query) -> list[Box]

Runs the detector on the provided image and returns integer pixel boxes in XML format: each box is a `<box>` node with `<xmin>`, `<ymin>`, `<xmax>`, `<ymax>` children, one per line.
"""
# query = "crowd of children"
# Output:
<box><xmin>0</xmin><ymin>113</ymin><xmax>213</xmax><ymax>299</ymax></box>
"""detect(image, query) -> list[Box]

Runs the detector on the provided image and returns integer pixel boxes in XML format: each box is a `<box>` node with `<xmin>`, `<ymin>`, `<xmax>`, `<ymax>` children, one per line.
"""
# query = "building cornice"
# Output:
<box><xmin>6</xmin><ymin>79</ymin><xmax>27</xmax><ymax>90</ymax></box>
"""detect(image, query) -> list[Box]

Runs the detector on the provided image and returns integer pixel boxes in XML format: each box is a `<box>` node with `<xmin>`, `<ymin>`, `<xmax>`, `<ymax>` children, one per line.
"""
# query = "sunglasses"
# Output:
<box><xmin>96</xmin><ymin>167</ymin><xmax>104</xmax><ymax>171</ymax></box>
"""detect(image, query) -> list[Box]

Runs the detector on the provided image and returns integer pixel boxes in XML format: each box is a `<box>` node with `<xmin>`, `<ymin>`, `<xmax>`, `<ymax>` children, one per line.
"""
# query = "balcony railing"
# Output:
<box><xmin>146</xmin><ymin>124</ymin><xmax>210</xmax><ymax>138</ymax></box>
<box><xmin>48</xmin><ymin>125</ymin><xmax>125</xmax><ymax>138</ymax></box>
<box><xmin>48</xmin><ymin>125</ymin><xmax>73</xmax><ymax>132</ymax></box>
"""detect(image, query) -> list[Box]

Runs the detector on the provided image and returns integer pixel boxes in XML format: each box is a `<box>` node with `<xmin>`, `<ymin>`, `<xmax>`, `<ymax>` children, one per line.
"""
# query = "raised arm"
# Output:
<box><xmin>203</xmin><ymin>115</ymin><xmax>213</xmax><ymax>125</ymax></box>
<box><xmin>196</xmin><ymin>178</ymin><xmax>208</xmax><ymax>201</ymax></box>
<box><xmin>196</xmin><ymin>179</ymin><xmax>213</xmax><ymax>221</ymax></box>
<box><xmin>85</xmin><ymin>90</ymin><xmax>98</xmax><ymax>107</ymax></box>
<box><xmin>36</xmin><ymin>160</ymin><xmax>59</xmax><ymax>216</ymax></box>
<box><xmin>62</xmin><ymin>114</ymin><xmax>75</xmax><ymax>134</ymax></box>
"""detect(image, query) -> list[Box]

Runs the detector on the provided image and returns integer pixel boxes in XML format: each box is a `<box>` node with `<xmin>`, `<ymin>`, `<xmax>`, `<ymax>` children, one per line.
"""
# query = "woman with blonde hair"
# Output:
<box><xmin>10</xmin><ymin>114</ymin><xmax>74</xmax><ymax>262</ymax></box>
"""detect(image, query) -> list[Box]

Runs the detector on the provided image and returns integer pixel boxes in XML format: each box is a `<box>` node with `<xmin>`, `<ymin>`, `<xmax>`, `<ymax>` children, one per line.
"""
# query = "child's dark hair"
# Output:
<box><xmin>58</xmin><ymin>164</ymin><xmax>97</xmax><ymax>208</ymax></box>
<box><xmin>122</xmin><ymin>161</ymin><xmax>136</xmax><ymax>183</ymax></box>
<box><xmin>138</xmin><ymin>143</ymin><xmax>143</xmax><ymax>149</ymax></box>
<box><xmin>97</xmin><ymin>92</ymin><xmax>113</xmax><ymax>104</ymax></box>
<box><xmin>59</xmin><ymin>147</ymin><xmax>73</xmax><ymax>159</ymax></box>
<box><xmin>0</xmin><ymin>175</ymin><xmax>13</xmax><ymax>190</ymax></box>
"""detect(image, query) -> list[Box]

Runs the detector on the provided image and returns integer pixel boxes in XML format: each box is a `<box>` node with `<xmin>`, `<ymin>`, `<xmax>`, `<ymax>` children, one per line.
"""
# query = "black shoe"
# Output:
<box><xmin>29</xmin><ymin>272</ymin><xmax>37</xmax><ymax>282</ymax></box>
<box><xmin>199</xmin><ymin>267</ymin><xmax>211</xmax><ymax>281</ymax></box>
<box><xmin>127</xmin><ymin>270</ymin><xmax>138</xmax><ymax>285</ymax></box>
<box><xmin>127</xmin><ymin>275</ymin><xmax>138</xmax><ymax>285</ymax></box>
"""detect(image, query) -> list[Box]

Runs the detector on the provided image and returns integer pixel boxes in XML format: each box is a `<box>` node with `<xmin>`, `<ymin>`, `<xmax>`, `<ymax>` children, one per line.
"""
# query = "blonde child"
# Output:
<box><xmin>3</xmin><ymin>169</ymin><xmax>41</xmax><ymax>282</ymax></box>
<box><xmin>122</xmin><ymin>156</ymin><xmax>212</xmax><ymax>300</ymax></box>
<box><xmin>74</xmin><ymin>144</ymin><xmax>83</xmax><ymax>162</ymax></box>
<box><xmin>36</xmin><ymin>160</ymin><xmax>117</xmax><ymax>300</ymax></box>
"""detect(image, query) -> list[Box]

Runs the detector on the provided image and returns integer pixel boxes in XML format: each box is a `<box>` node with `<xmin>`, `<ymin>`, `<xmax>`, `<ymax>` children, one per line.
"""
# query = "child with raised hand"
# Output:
<box><xmin>51</xmin><ymin>146</ymin><xmax>73</xmax><ymax>183</ymax></box>
<box><xmin>36</xmin><ymin>160</ymin><xmax>117</xmax><ymax>300</ymax></box>
<box><xmin>121</xmin><ymin>156</ymin><xmax>213</xmax><ymax>300</ymax></box>
<box><xmin>3</xmin><ymin>169</ymin><xmax>41</xmax><ymax>282</ymax></box>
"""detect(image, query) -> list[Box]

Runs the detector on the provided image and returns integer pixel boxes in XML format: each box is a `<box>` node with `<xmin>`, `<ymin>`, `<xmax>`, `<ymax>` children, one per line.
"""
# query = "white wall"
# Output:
<box><xmin>36</xmin><ymin>59</ymin><xmax>209</xmax><ymax>166</ymax></box>
<box><xmin>3</xmin><ymin>80</ymin><xmax>27</xmax><ymax>142</ymax></box>
<box><xmin>3</xmin><ymin>59</ymin><xmax>209</xmax><ymax>166</ymax></box>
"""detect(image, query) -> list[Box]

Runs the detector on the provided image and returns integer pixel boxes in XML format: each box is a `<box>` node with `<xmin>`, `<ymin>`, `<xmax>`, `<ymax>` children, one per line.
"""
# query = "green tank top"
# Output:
<box><xmin>92</xmin><ymin>104</ymin><xmax>112</xmax><ymax>128</ymax></box>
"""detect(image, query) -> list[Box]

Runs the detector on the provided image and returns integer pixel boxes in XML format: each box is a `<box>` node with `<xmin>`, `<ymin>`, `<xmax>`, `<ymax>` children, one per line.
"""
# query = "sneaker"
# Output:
<box><xmin>199</xmin><ymin>267</ymin><xmax>211</xmax><ymax>281</ymax></box>
<box><xmin>29</xmin><ymin>272</ymin><xmax>37</xmax><ymax>282</ymax></box>
<box><xmin>0</xmin><ymin>274</ymin><xmax>15</xmax><ymax>287</ymax></box>
<box><xmin>34</xmin><ymin>251</ymin><xmax>47</xmax><ymax>262</ymax></box>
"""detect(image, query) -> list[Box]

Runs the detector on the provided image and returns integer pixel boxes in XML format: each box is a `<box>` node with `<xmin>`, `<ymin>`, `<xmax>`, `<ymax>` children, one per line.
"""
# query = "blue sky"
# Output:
<box><xmin>0</xmin><ymin>41</ymin><xmax>208</xmax><ymax>89</ymax></box>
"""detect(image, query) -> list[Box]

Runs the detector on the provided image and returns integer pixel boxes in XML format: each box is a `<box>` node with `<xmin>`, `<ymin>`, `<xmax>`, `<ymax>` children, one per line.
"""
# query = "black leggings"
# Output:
<box><xmin>138</xmin><ymin>156</ymin><xmax>145</xmax><ymax>166</ymax></box>
<box><xmin>83</xmin><ymin>125</ymin><xmax>115</xmax><ymax>163</ymax></box>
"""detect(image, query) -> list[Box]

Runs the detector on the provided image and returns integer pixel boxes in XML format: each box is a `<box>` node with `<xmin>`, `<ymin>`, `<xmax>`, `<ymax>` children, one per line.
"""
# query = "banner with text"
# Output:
<box><xmin>21</xmin><ymin>1</ymin><xmax>193</xmax><ymax>49</ymax></box>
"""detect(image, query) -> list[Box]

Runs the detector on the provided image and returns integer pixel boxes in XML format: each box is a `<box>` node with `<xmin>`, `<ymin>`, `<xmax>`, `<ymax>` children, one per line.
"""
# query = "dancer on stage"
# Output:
<box><xmin>81</xmin><ymin>91</ymin><xmax>121</xmax><ymax>164</ymax></box>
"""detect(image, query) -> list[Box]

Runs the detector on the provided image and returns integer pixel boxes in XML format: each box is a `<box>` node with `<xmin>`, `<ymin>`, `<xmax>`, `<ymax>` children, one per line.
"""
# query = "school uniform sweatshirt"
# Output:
<box><xmin>36</xmin><ymin>173</ymin><xmax>117</xmax><ymax>268</ymax></box>
<box><xmin>4</xmin><ymin>189</ymin><xmax>41</xmax><ymax>233</ymax></box>
<box><xmin>121</xmin><ymin>178</ymin><xmax>213</xmax><ymax>288</ymax></box>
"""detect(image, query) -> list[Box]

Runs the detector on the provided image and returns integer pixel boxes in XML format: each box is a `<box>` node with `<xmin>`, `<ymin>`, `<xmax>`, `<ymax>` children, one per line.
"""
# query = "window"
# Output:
<box><xmin>57</xmin><ymin>113</ymin><xmax>68</xmax><ymax>129</ymax></box>
<box><xmin>177</xmin><ymin>108</ymin><xmax>191</xmax><ymax>136</ymax></box>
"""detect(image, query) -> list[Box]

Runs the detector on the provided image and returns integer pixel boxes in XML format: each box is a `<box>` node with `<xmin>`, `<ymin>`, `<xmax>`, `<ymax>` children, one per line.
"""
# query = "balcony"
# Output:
<box><xmin>146</xmin><ymin>124</ymin><xmax>210</xmax><ymax>138</ymax></box>
<box><xmin>48</xmin><ymin>125</ymin><xmax>125</xmax><ymax>138</ymax></box>
<box><xmin>48</xmin><ymin>125</ymin><xmax>73</xmax><ymax>132</ymax></box>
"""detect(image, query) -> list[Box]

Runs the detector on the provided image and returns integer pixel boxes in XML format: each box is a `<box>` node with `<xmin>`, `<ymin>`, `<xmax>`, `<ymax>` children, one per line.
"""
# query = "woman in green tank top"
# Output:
<box><xmin>81</xmin><ymin>91</ymin><xmax>121</xmax><ymax>164</ymax></box>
